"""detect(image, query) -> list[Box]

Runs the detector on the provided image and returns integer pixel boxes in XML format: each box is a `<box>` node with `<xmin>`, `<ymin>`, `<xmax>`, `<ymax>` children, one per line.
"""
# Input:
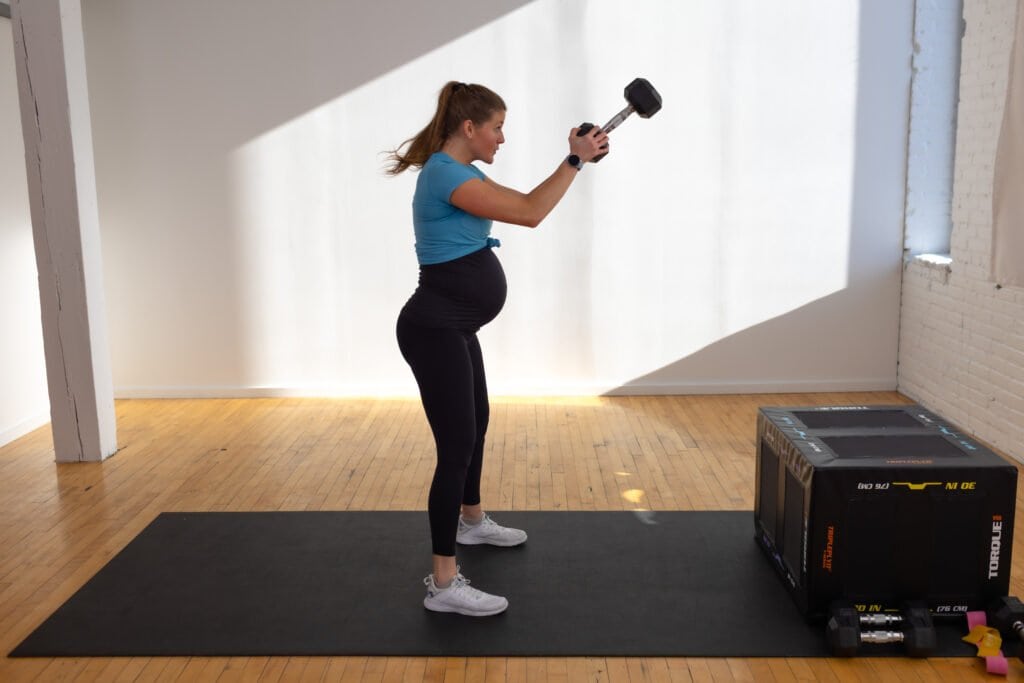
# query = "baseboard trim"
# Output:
<box><xmin>604</xmin><ymin>378</ymin><xmax>898</xmax><ymax>396</ymax></box>
<box><xmin>114</xmin><ymin>386</ymin><xmax>418</xmax><ymax>399</ymax></box>
<box><xmin>114</xmin><ymin>378</ymin><xmax>898</xmax><ymax>400</ymax></box>
<box><xmin>0</xmin><ymin>411</ymin><xmax>51</xmax><ymax>448</ymax></box>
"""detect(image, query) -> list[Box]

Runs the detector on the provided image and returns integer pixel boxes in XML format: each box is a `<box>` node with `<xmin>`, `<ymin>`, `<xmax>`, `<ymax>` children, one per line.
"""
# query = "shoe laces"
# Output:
<box><xmin>425</xmin><ymin>566</ymin><xmax>488</xmax><ymax>602</ymax></box>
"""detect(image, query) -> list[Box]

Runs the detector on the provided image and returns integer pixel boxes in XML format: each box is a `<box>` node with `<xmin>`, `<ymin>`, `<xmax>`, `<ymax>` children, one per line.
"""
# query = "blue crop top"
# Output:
<box><xmin>412</xmin><ymin>152</ymin><xmax>501</xmax><ymax>265</ymax></box>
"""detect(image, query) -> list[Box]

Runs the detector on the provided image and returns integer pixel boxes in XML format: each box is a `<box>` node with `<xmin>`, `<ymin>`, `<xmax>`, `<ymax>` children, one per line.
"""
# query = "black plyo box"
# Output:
<box><xmin>754</xmin><ymin>405</ymin><xmax>1017</xmax><ymax>620</ymax></box>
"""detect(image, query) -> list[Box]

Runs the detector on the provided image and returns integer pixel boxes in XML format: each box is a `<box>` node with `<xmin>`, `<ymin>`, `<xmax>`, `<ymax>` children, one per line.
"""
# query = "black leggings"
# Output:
<box><xmin>396</xmin><ymin>314</ymin><xmax>489</xmax><ymax>556</ymax></box>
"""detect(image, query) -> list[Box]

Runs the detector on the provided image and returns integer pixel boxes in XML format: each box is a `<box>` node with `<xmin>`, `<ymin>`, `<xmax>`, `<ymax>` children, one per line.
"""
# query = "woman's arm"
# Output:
<box><xmin>449</xmin><ymin>127</ymin><xmax>609</xmax><ymax>228</ymax></box>
<box><xmin>451</xmin><ymin>164</ymin><xmax>576</xmax><ymax>228</ymax></box>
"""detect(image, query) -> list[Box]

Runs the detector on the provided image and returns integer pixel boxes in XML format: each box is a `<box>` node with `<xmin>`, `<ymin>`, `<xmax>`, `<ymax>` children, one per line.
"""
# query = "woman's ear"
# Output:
<box><xmin>462</xmin><ymin>119</ymin><xmax>475</xmax><ymax>138</ymax></box>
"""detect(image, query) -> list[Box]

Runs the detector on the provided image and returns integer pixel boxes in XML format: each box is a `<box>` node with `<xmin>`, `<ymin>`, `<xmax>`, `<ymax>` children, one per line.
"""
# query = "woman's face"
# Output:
<box><xmin>470</xmin><ymin>110</ymin><xmax>505</xmax><ymax>164</ymax></box>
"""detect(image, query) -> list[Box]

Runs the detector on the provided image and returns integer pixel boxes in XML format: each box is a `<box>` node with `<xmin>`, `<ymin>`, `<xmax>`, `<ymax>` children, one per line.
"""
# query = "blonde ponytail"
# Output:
<box><xmin>386</xmin><ymin>81</ymin><xmax>506</xmax><ymax>175</ymax></box>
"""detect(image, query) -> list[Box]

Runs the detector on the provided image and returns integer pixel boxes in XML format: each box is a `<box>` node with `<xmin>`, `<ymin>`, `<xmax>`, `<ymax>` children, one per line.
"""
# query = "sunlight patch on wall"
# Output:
<box><xmin>230</xmin><ymin>0</ymin><xmax>858</xmax><ymax>394</ymax></box>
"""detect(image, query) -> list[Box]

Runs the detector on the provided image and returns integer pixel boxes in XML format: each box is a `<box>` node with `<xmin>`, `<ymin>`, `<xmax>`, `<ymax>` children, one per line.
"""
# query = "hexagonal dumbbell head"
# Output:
<box><xmin>990</xmin><ymin>596</ymin><xmax>1024</xmax><ymax>637</ymax></box>
<box><xmin>826</xmin><ymin>603</ymin><xmax>861</xmax><ymax>657</ymax></box>
<box><xmin>624</xmin><ymin>78</ymin><xmax>662</xmax><ymax>118</ymax></box>
<box><xmin>901</xmin><ymin>603</ymin><xmax>937</xmax><ymax>658</ymax></box>
<box><xmin>576</xmin><ymin>78</ymin><xmax>663</xmax><ymax>162</ymax></box>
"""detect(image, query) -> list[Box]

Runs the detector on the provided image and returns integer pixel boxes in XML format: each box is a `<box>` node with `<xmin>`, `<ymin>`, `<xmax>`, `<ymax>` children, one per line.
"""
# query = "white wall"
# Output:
<box><xmin>0</xmin><ymin>16</ymin><xmax>50</xmax><ymax>447</ymax></box>
<box><xmin>899</xmin><ymin>0</ymin><xmax>1024</xmax><ymax>463</ymax></box>
<box><xmin>76</xmin><ymin>0</ymin><xmax>915</xmax><ymax>397</ymax></box>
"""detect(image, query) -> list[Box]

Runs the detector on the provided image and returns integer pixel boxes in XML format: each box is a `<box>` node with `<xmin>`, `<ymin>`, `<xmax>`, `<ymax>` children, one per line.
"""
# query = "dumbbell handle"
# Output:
<box><xmin>575</xmin><ymin>104</ymin><xmax>637</xmax><ymax>164</ymax></box>
<box><xmin>860</xmin><ymin>614</ymin><xmax>903</xmax><ymax>627</ymax></box>
<box><xmin>861</xmin><ymin>630</ymin><xmax>904</xmax><ymax>645</ymax></box>
<box><xmin>600</xmin><ymin>104</ymin><xmax>637</xmax><ymax>136</ymax></box>
<box><xmin>577</xmin><ymin>104</ymin><xmax>638</xmax><ymax>140</ymax></box>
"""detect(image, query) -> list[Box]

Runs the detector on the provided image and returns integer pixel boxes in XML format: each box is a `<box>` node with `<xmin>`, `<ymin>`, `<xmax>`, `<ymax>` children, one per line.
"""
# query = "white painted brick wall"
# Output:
<box><xmin>898</xmin><ymin>0</ymin><xmax>1024</xmax><ymax>462</ymax></box>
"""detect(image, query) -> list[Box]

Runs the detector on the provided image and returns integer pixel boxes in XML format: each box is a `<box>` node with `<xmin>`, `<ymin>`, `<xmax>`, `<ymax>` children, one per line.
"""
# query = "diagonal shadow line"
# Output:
<box><xmin>87</xmin><ymin>0</ymin><xmax>537</xmax><ymax>152</ymax></box>
<box><xmin>604</xmin><ymin>0</ymin><xmax>909</xmax><ymax>395</ymax></box>
<box><xmin>608</xmin><ymin>288</ymin><xmax>898</xmax><ymax>394</ymax></box>
<box><xmin>84</xmin><ymin>1</ymin><xmax>537</xmax><ymax>392</ymax></box>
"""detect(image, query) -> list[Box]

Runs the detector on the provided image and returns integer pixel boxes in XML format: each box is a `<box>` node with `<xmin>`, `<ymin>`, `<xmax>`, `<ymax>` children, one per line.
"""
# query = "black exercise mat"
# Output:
<box><xmin>10</xmin><ymin>511</ymin><xmax>977</xmax><ymax>657</ymax></box>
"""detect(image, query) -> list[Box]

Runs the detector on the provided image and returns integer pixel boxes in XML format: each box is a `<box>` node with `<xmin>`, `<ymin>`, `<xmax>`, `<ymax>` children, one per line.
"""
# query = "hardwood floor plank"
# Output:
<box><xmin>0</xmin><ymin>393</ymin><xmax>1019</xmax><ymax>681</ymax></box>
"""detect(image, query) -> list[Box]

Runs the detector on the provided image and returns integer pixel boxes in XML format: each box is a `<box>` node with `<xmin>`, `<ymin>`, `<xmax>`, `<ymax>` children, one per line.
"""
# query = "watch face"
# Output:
<box><xmin>567</xmin><ymin>154</ymin><xmax>582</xmax><ymax>168</ymax></box>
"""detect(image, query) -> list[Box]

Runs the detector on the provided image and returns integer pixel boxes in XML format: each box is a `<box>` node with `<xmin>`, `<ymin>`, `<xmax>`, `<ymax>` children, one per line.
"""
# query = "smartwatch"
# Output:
<box><xmin>566</xmin><ymin>154</ymin><xmax>583</xmax><ymax>171</ymax></box>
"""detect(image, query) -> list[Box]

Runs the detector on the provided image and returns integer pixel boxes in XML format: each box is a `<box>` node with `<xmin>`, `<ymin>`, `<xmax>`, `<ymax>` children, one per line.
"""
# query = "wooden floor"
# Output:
<box><xmin>1</xmin><ymin>392</ymin><xmax>1022</xmax><ymax>681</ymax></box>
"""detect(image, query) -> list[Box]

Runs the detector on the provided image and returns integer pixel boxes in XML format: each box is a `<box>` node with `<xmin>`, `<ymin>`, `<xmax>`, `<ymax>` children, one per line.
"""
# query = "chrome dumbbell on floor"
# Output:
<box><xmin>826</xmin><ymin>601</ymin><xmax>937</xmax><ymax>658</ymax></box>
<box><xmin>989</xmin><ymin>596</ymin><xmax>1024</xmax><ymax>661</ymax></box>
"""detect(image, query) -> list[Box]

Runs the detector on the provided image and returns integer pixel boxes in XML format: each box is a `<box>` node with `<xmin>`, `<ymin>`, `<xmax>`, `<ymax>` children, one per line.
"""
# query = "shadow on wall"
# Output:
<box><xmin>607</xmin><ymin>0</ymin><xmax>908</xmax><ymax>394</ymax></box>
<box><xmin>86</xmin><ymin>0</ymin><xmax>911</xmax><ymax>396</ymax></box>
<box><xmin>613</xmin><ymin>287</ymin><xmax>897</xmax><ymax>394</ymax></box>
<box><xmin>94</xmin><ymin>1</ymin><xmax>537</xmax><ymax>152</ymax></box>
<box><xmin>85</xmin><ymin>1</ymin><xmax>535</xmax><ymax>392</ymax></box>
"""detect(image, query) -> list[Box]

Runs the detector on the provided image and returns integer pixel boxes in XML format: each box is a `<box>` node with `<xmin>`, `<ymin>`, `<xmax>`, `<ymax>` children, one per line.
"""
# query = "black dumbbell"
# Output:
<box><xmin>577</xmin><ymin>77</ymin><xmax>663</xmax><ymax>162</ymax></box>
<box><xmin>826</xmin><ymin>601</ymin><xmax>937</xmax><ymax>658</ymax></box>
<box><xmin>989</xmin><ymin>596</ymin><xmax>1024</xmax><ymax>661</ymax></box>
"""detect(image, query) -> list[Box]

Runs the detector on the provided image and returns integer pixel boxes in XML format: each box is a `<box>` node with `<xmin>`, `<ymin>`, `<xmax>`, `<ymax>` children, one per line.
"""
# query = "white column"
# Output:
<box><xmin>11</xmin><ymin>0</ymin><xmax>117</xmax><ymax>462</ymax></box>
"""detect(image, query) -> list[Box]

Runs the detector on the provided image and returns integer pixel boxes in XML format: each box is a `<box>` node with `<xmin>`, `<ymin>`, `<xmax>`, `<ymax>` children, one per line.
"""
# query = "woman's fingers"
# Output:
<box><xmin>568</xmin><ymin>126</ymin><xmax>611</xmax><ymax>162</ymax></box>
<box><xmin>587</xmin><ymin>129</ymin><xmax>609</xmax><ymax>159</ymax></box>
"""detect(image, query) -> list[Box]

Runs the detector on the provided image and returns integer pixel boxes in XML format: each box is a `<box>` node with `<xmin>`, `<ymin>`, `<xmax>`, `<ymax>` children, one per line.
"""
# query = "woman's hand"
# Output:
<box><xmin>569</xmin><ymin>126</ymin><xmax>610</xmax><ymax>163</ymax></box>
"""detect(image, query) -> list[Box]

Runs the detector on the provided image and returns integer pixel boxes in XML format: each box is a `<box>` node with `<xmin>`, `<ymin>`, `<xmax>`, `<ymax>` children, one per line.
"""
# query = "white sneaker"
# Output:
<box><xmin>456</xmin><ymin>513</ymin><xmax>528</xmax><ymax>547</ymax></box>
<box><xmin>422</xmin><ymin>569</ymin><xmax>509</xmax><ymax>616</ymax></box>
